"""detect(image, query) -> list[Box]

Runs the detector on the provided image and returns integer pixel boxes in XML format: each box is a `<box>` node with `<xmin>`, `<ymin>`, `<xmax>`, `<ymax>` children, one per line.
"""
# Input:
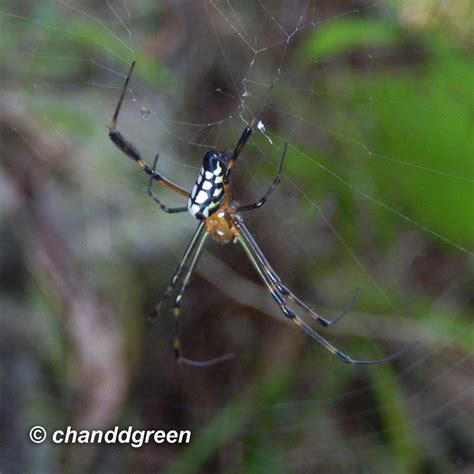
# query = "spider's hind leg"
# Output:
<box><xmin>108</xmin><ymin>62</ymin><xmax>146</xmax><ymax>167</ymax></box>
<box><xmin>108</xmin><ymin>62</ymin><xmax>190</xmax><ymax>197</ymax></box>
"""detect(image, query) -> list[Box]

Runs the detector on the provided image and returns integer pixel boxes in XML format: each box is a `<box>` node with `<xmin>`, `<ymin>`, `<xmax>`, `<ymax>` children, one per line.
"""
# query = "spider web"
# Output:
<box><xmin>0</xmin><ymin>0</ymin><xmax>472</xmax><ymax>472</ymax></box>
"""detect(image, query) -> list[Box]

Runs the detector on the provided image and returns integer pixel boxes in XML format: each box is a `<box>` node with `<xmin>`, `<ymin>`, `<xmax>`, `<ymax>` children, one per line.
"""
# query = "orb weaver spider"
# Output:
<box><xmin>109</xmin><ymin>62</ymin><xmax>414</xmax><ymax>367</ymax></box>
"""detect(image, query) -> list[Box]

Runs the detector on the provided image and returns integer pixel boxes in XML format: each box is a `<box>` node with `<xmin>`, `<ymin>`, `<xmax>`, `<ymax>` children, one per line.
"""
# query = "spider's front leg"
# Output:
<box><xmin>236</xmin><ymin>222</ymin><xmax>417</xmax><ymax>365</ymax></box>
<box><xmin>149</xmin><ymin>222</ymin><xmax>234</xmax><ymax>367</ymax></box>
<box><xmin>149</xmin><ymin>222</ymin><xmax>207</xmax><ymax>319</ymax></box>
<box><xmin>237</xmin><ymin>220</ymin><xmax>356</xmax><ymax>327</ymax></box>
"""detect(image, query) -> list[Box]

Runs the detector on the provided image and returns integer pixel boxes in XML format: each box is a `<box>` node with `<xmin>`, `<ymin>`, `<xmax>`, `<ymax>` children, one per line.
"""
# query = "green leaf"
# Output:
<box><xmin>301</xmin><ymin>18</ymin><xmax>401</xmax><ymax>60</ymax></box>
<box><xmin>369</xmin><ymin>364</ymin><xmax>423</xmax><ymax>473</ymax></box>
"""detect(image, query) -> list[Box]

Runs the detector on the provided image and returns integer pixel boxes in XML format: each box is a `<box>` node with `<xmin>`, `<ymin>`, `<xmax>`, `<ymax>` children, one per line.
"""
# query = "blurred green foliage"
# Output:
<box><xmin>300</xmin><ymin>19</ymin><xmax>474</xmax><ymax>248</ymax></box>
<box><xmin>301</xmin><ymin>17</ymin><xmax>402</xmax><ymax>60</ymax></box>
<box><xmin>0</xmin><ymin>1</ymin><xmax>472</xmax><ymax>473</ymax></box>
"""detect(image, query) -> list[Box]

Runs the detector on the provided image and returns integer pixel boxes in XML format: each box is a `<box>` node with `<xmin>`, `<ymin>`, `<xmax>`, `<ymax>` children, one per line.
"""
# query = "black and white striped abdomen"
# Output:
<box><xmin>187</xmin><ymin>151</ymin><xmax>226</xmax><ymax>220</ymax></box>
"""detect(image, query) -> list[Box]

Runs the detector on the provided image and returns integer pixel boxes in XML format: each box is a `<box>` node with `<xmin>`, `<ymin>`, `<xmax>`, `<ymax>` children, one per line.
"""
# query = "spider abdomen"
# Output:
<box><xmin>187</xmin><ymin>151</ymin><xmax>226</xmax><ymax>220</ymax></box>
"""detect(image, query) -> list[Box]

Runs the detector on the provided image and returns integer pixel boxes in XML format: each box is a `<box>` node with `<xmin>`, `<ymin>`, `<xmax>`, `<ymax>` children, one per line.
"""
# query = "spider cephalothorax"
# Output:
<box><xmin>204</xmin><ymin>204</ymin><xmax>240</xmax><ymax>245</ymax></box>
<box><xmin>108</xmin><ymin>61</ymin><xmax>414</xmax><ymax>367</ymax></box>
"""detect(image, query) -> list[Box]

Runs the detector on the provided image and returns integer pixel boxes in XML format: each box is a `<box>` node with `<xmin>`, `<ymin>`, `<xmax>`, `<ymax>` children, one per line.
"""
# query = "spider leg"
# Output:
<box><xmin>147</xmin><ymin>154</ymin><xmax>188</xmax><ymax>214</ymax></box>
<box><xmin>108</xmin><ymin>61</ymin><xmax>189</xmax><ymax>198</ymax></box>
<box><xmin>286</xmin><ymin>287</ymin><xmax>361</xmax><ymax>327</ymax></box>
<box><xmin>150</xmin><ymin>222</ymin><xmax>234</xmax><ymax>367</ymax></box>
<box><xmin>236</xmin><ymin>226</ymin><xmax>416</xmax><ymax>365</ymax></box>
<box><xmin>237</xmin><ymin>219</ymin><xmax>352</xmax><ymax>327</ymax></box>
<box><xmin>224</xmin><ymin>80</ymin><xmax>276</xmax><ymax>202</ymax></box>
<box><xmin>169</xmin><ymin>229</ymin><xmax>235</xmax><ymax>367</ymax></box>
<box><xmin>238</xmin><ymin>141</ymin><xmax>288</xmax><ymax>212</ymax></box>
<box><xmin>150</xmin><ymin>222</ymin><xmax>207</xmax><ymax>319</ymax></box>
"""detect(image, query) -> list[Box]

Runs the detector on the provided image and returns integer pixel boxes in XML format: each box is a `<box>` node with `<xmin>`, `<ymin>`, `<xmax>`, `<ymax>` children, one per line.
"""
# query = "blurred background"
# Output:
<box><xmin>0</xmin><ymin>0</ymin><xmax>472</xmax><ymax>472</ymax></box>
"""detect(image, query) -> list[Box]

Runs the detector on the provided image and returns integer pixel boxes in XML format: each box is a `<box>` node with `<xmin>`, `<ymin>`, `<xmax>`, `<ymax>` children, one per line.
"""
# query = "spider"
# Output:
<box><xmin>109</xmin><ymin>62</ymin><xmax>414</xmax><ymax>367</ymax></box>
